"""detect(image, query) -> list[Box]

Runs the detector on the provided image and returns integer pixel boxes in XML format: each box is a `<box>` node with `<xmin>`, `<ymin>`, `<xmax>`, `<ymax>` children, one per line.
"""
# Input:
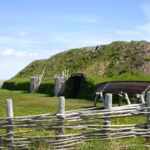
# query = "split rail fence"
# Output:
<box><xmin>0</xmin><ymin>92</ymin><xmax>150</xmax><ymax>150</ymax></box>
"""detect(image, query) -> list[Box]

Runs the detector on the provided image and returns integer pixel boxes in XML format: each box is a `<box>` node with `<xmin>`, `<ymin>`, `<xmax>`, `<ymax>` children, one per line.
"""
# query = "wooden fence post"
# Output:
<box><xmin>58</xmin><ymin>96</ymin><xmax>65</xmax><ymax>115</ymax></box>
<box><xmin>6</xmin><ymin>99</ymin><xmax>14</xmax><ymax>150</ymax></box>
<box><xmin>55</xmin><ymin>97</ymin><xmax>65</xmax><ymax>149</ymax></box>
<box><xmin>146</xmin><ymin>91</ymin><xmax>150</xmax><ymax>125</ymax></box>
<box><xmin>145</xmin><ymin>91</ymin><xmax>150</xmax><ymax>143</ymax></box>
<box><xmin>57</xmin><ymin>96</ymin><xmax>65</xmax><ymax>135</ymax></box>
<box><xmin>103</xmin><ymin>93</ymin><xmax>112</xmax><ymax>137</ymax></box>
<box><xmin>104</xmin><ymin>93</ymin><xmax>112</xmax><ymax>110</ymax></box>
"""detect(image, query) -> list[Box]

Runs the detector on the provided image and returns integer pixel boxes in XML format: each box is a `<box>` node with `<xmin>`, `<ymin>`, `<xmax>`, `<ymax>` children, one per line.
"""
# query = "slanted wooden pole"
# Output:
<box><xmin>140</xmin><ymin>94</ymin><xmax>145</xmax><ymax>104</ymax></box>
<box><xmin>6</xmin><ymin>99</ymin><xmax>14</xmax><ymax>150</ymax></box>
<box><xmin>124</xmin><ymin>93</ymin><xmax>131</xmax><ymax>105</ymax></box>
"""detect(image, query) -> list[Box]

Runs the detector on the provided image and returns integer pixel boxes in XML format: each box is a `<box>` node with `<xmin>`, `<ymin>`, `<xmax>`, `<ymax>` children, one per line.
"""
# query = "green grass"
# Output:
<box><xmin>3</xmin><ymin>41</ymin><xmax>150</xmax><ymax>100</ymax></box>
<box><xmin>0</xmin><ymin>89</ymin><xmax>94</xmax><ymax>117</ymax></box>
<box><xmin>79</xmin><ymin>137</ymin><xmax>149</xmax><ymax>150</ymax></box>
<box><xmin>0</xmin><ymin>89</ymin><xmax>149</xmax><ymax>150</ymax></box>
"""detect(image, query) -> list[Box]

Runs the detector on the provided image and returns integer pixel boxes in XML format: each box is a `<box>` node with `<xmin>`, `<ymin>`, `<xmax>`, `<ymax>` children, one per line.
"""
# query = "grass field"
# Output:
<box><xmin>0</xmin><ymin>89</ymin><xmax>149</xmax><ymax>150</ymax></box>
<box><xmin>0</xmin><ymin>89</ymin><xmax>94</xmax><ymax>117</ymax></box>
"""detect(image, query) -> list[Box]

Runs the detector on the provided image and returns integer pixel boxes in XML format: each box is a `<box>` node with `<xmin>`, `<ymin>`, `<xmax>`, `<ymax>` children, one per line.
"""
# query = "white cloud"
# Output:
<box><xmin>1</xmin><ymin>49</ymin><xmax>14</xmax><ymax>56</ymax></box>
<box><xmin>3</xmin><ymin>1</ymin><xmax>150</xmax><ymax>80</ymax></box>
<box><xmin>0</xmin><ymin>48</ymin><xmax>38</xmax><ymax>57</ymax></box>
<box><xmin>0</xmin><ymin>48</ymin><xmax>53</xmax><ymax>80</ymax></box>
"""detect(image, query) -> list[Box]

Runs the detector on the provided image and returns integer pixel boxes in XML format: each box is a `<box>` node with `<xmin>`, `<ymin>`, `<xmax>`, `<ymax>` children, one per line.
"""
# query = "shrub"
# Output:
<box><xmin>2</xmin><ymin>80</ymin><xmax>30</xmax><ymax>91</ymax></box>
<box><xmin>38</xmin><ymin>82</ymin><xmax>54</xmax><ymax>96</ymax></box>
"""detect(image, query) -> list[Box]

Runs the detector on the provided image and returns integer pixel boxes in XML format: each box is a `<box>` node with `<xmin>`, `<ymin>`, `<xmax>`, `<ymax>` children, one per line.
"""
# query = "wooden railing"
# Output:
<box><xmin>0</xmin><ymin>92</ymin><xmax>150</xmax><ymax>149</ymax></box>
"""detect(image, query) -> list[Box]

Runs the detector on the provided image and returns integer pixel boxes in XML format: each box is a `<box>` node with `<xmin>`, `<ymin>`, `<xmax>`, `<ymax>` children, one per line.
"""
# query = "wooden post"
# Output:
<box><xmin>56</xmin><ymin>97</ymin><xmax>65</xmax><ymax>149</ymax></box>
<box><xmin>140</xmin><ymin>94</ymin><xmax>145</xmax><ymax>104</ymax></box>
<box><xmin>58</xmin><ymin>96</ymin><xmax>65</xmax><ymax>115</ymax></box>
<box><xmin>145</xmin><ymin>91</ymin><xmax>150</xmax><ymax>143</ymax></box>
<box><xmin>54</xmin><ymin>76</ymin><xmax>65</xmax><ymax>96</ymax></box>
<box><xmin>124</xmin><ymin>93</ymin><xmax>131</xmax><ymax>105</ymax></box>
<box><xmin>104</xmin><ymin>93</ymin><xmax>112</xmax><ymax>110</ymax></box>
<box><xmin>6</xmin><ymin>99</ymin><xmax>14</xmax><ymax>150</ymax></box>
<box><xmin>103</xmin><ymin>93</ymin><xmax>112</xmax><ymax>137</ymax></box>
<box><xmin>146</xmin><ymin>91</ymin><xmax>150</xmax><ymax>127</ymax></box>
<box><xmin>30</xmin><ymin>76</ymin><xmax>40</xmax><ymax>92</ymax></box>
<box><xmin>57</xmin><ymin>97</ymin><xmax>65</xmax><ymax>135</ymax></box>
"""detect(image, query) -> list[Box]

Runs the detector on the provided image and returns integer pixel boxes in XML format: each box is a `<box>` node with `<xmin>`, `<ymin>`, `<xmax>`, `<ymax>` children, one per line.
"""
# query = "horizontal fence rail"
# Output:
<box><xmin>0</xmin><ymin>93</ymin><xmax>150</xmax><ymax>150</ymax></box>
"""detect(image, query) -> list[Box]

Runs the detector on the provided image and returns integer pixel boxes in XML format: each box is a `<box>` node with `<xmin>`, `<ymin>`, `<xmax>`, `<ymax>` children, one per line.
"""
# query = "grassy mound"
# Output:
<box><xmin>3</xmin><ymin>41</ymin><xmax>150</xmax><ymax>98</ymax></box>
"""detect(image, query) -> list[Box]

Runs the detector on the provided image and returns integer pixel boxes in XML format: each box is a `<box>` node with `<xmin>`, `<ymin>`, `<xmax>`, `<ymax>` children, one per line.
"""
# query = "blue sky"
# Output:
<box><xmin>1</xmin><ymin>0</ymin><xmax>150</xmax><ymax>79</ymax></box>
